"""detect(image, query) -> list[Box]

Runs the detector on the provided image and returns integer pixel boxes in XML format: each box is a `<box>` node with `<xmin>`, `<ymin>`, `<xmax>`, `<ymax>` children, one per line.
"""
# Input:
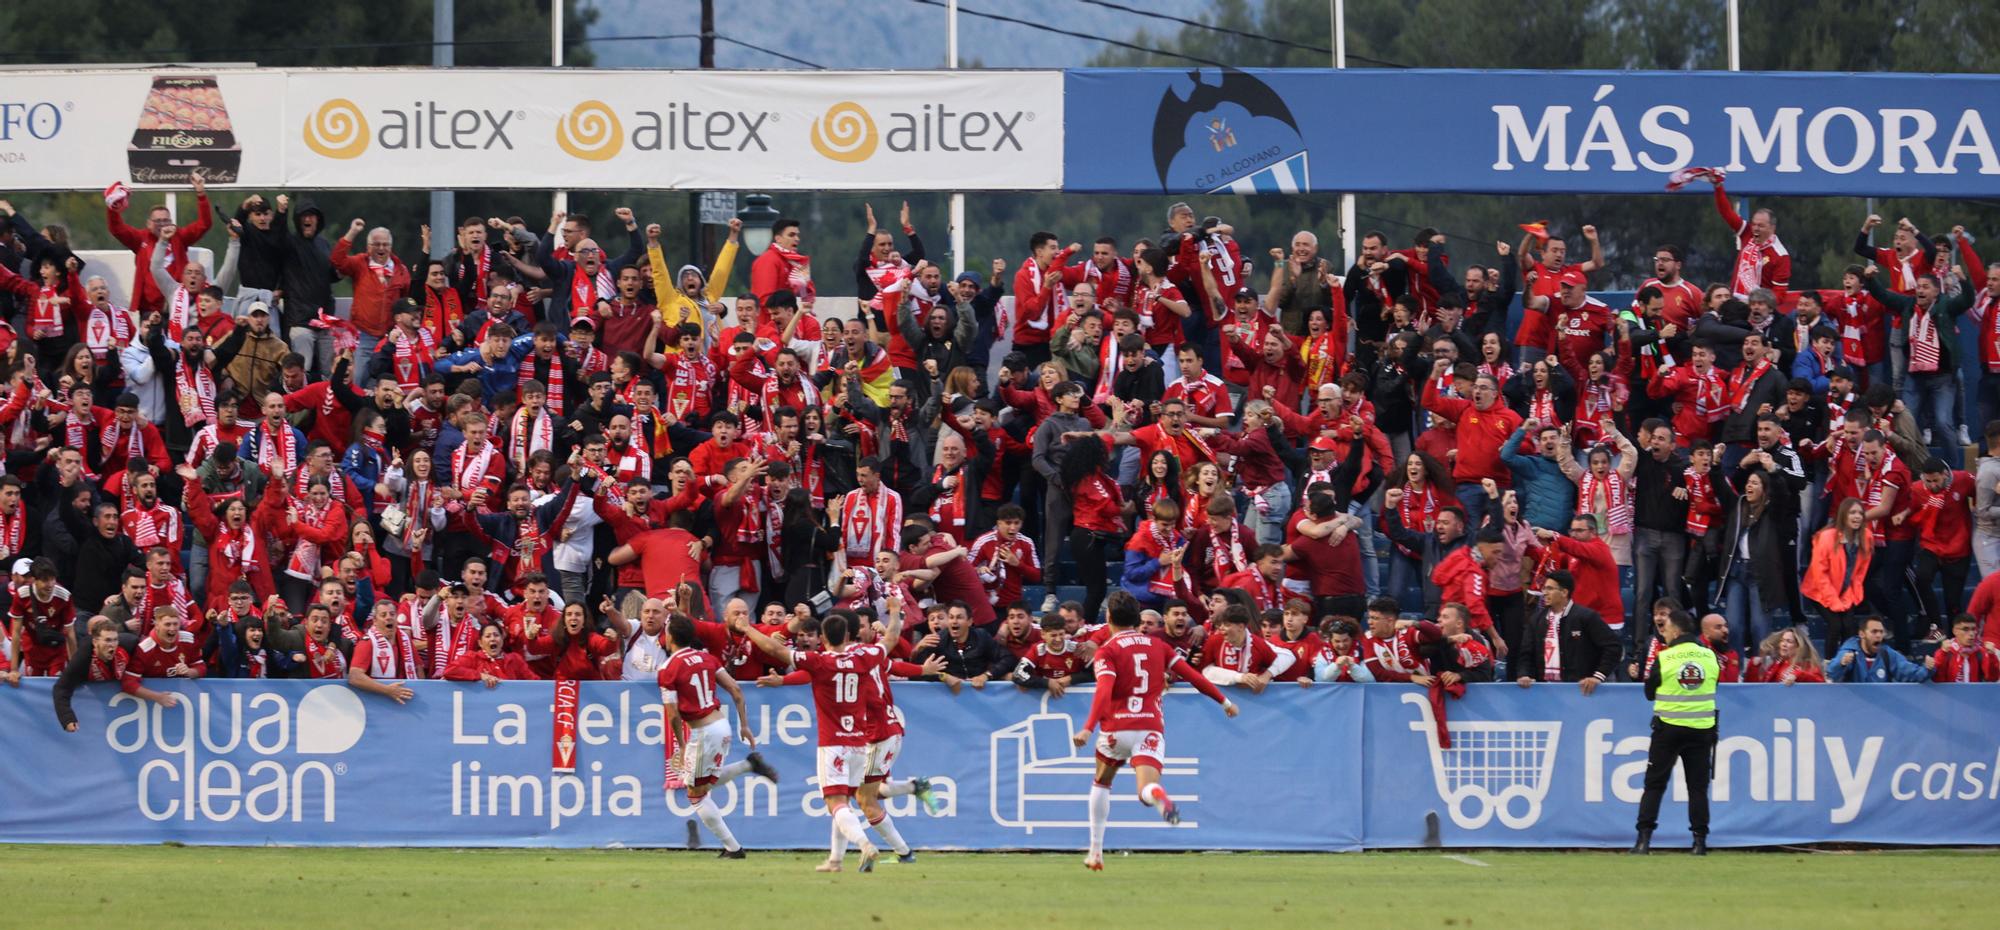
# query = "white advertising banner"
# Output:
<box><xmin>3</xmin><ymin>68</ymin><xmax>1061</xmax><ymax>191</ymax></box>
<box><xmin>283</xmin><ymin>69</ymin><xmax>1062</xmax><ymax>190</ymax></box>
<box><xmin>0</xmin><ymin>70</ymin><xmax>287</xmax><ymax>189</ymax></box>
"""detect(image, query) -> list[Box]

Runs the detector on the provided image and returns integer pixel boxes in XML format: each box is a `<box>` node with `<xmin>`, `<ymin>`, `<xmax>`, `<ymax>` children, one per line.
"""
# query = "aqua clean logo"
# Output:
<box><xmin>104</xmin><ymin>685</ymin><xmax>365</xmax><ymax>823</ymax></box>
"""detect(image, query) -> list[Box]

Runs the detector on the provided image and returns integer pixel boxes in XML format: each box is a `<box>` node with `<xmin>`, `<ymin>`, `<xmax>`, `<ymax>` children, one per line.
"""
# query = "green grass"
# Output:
<box><xmin>0</xmin><ymin>845</ymin><xmax>1990</xmax><ymax>929</ymax></box>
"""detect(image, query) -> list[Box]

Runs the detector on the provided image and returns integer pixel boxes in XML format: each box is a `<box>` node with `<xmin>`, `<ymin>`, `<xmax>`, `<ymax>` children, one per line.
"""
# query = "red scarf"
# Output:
<box><xmin>254</xmin><ymin>421</ymin><xmax>299</xmax><ymax>474</ymax></box>
<box><xmin>1577</xmin><ymin>469</ymin><xmax>1633</xmax><ymax>535</ymax></box>
<box><xmin>1909</xmin><ymin>304</ymin><xmax>1942</xmax><ymax>374</ymax></box>
<box><xmin>100</xmin><ymin>418</ymin><xmax>146</xmax><ymax>468</ymax></box>
<box><xmin>1860</xmin><ymin>452</ymin><xmax>1902</xmax><ymax>546</ymax></box>
<box><xmin>569</xmin><ymin>264</ymin><xmax>612</xmax><ymax>319</ymax></box>
<box><xmin>1684</xmin><ymin>467</ymin><xmax>1716</xmax><ymax>536</ymax></box>
<box><xmin>424</xmin><ymin>286</ymin><xmax>465</xmax><ymax>345</ymax></box>
<box><xmin>294</xmin><ymin>467</ymin><xmax>347</xmax><ymax>506</ymax></box>
<box><xmin>928</xmin><ymin>464</ymin><xmax>966</xmax><ymax>533</ymax></box>
<box><xmin>1728</xmin><ymin>357</ymin><xmax>1771</xmax><ymax>413</ymax></box>
<box><xmin>287</xmin><ymin>500</ymin><xmax>334</xmax><ymax>580</ymax></box>
<box><xmin>84</xmin><ymin>305</ymin><xmax>133</xmax><ymax>364</ymax></box>
<box><xmin>1690</xmin><ymin>366</ymin><xmax>1726</xmax><ymax>422</ymax></box>
<box><xmin>0</xmin><ymin>506</ymin><xmax>24</xmax><ymax>555</ymax></box>
<box><xmin>217</xmin><ymin>517</ymin><xmax>260</xmax><ymax>575</ymax></box>
<box><xmin>1133</xmin><ymin>519</ymin><xmax>1184</xmax><ymax>597</ymax></box>
<box><xmin>303</xmin><ymin>635</ymin><xmax>347</xmax><ymax>679</ymax></box>
<box><xmin>1529</xmin><ymin>389</ymin><xmax>1559</xmax><ymax>425</ymax></box>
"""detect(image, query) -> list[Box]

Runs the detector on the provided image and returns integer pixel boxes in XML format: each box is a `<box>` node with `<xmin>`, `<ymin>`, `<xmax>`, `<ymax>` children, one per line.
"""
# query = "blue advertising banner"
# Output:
<box><xmin>1063</xmin><ymin>68</ymin><xmax>2000</xmax><ymax>197</ymax></box>
<box><xmin>0</xmin><ymin>679</ymin><xmax>1357</xmax><ymax>850</ymax></box>
<box><xmin>2</xmin><ymin>680</ymin><xmax>1993</xmax><ymax>849</ymax></box>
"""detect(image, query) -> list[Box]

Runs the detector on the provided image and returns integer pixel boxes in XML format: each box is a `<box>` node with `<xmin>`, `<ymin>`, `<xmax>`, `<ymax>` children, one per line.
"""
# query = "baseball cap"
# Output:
<box><xmin>1234</xmin><ymin>287</ymin><xmax>1258</xmax><ymax>301</ymax></box>
<box><xmin>10</xmin><ymin>558</ymin><xmax>31</xmax><ymax>575</ymax></box>
<box><xmin>391</xmin><ymin>297</ymin><xmax>420</xmax><ymax>318</ymax></box>
<box><xmin>244</xmin><ymin>299</ymin><xmax>271</xmax><ymax>316</ymax></box>
<box><xmin>1309</xmin><ymin>436</ymin><xmax>1339</xmax><ymax>453</ymax></box>
<box><xmin>569</xmin><ymin>315</ymin><xmax>596</xmax><ymax>331</ymax></box>
<box><xmin>1558</xmin><ymin>268</ymin><xmax>1587</xmax><ymax>288</ymax></box>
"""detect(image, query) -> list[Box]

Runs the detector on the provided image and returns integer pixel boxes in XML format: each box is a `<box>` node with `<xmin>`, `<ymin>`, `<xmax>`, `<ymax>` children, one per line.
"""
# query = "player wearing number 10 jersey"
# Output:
<box><xmin>1072</xmin><ymin>590</ymin><xmax>1238</xmax><ymax>871</ymax></box>
<box><xmin>738</xmin><ymin>611</ymin><xmax>885</xmax><ymax>874</ymax></box>
<box><xmin>656</xmin><ymin>615</ymin><xmax>777</xmax><ymax>858</ymax></box>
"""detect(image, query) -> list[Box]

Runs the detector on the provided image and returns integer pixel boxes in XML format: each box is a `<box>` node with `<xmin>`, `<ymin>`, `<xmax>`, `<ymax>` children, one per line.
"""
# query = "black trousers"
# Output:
<box><xmin>1635</xmin><ymin>720</ymin><xmax>1717</xmax><ymax>838</ymax></box>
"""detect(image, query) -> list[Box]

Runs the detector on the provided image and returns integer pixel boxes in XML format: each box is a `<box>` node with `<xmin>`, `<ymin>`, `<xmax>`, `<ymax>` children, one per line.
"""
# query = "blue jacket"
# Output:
<box><xmin>1120</xmin><ymin>547</ymin><xmax>1167</xmax><ymax>607</ymax></box>
<box><xmin>1499</xmin><ymin>423</ymin><xmax>1575</xmax><ymax>531</ymax></box>
<box><xmin>1791</xmin><ymin>345</ymin><xmax>1836</xmax><ymax>394</ymax></box>
<box><xmin>436</xmin><ymin>333</ymin><xmax>539</xmax><ymax>404</ymax></box>
<box><xmin>1825</xmin><ymin>637</ymin><xmax>1931</xmax><ymax>682</ymax></box>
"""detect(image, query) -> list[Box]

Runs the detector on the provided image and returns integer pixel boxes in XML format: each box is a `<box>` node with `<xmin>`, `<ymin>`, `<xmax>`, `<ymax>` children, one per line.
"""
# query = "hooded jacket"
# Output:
<box><xmin>276</xmin><ymin>200</ymin><xmax>335</xmax><ymax>329</ymax></box>
<box><xmin>647</xmin><ymin>233</ymin><xmax>738</xmax><ymax>356</ymax></box>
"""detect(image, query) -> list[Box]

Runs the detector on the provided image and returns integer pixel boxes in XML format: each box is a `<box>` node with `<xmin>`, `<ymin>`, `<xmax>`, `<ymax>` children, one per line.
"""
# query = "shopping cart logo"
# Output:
<box><xmin>1404</xmin><ymin>692</ymin><xmax>1562</xmax><ymax>830</ymax></box>
<box><xmin>988</xmin><ymin>693</ymin><xmax>1200</xmax><ymax>834</ymax></box>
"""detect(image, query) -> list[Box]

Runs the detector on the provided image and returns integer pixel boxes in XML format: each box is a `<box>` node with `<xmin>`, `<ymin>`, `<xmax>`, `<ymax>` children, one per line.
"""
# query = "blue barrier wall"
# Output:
<box><xmin>1064</xmin><ymin>68</ymin><xmax>2000</xmax><ymax>197</ymax></box>
<box><xmin>1</xmin><ymin>680</ymin><xmax>1992</xmax><ymax>849</ymax></box>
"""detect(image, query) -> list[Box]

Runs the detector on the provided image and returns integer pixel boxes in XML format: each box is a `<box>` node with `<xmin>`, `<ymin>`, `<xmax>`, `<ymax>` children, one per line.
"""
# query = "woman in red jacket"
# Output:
<box><xmin>181</xmin><ymin>468</ymin><xmax>286</xmax><ymax>611</ymax></box>
<box><xmin>443</xmin><ymin>622</ymin><xmax>538</xmax><ymax>686</ymax></box>
<box><xmin>1061</xmin><ymin>433</ymin><xmax>1125</xmax><ymax>623</ymax></box>
<box><xmin>530</xmin><ymin>602</ymin><xmax>620</xmax><ymax>680</ymax></box>
<box><xmin>1744</xmin><ymin>627</ymin><xmax>1826</xmax><ymax>684</ymax></box>
<box><xmin>276</xmin><ymin>473</ymin><xmax>351</xmax><ymax>613</ymax></box>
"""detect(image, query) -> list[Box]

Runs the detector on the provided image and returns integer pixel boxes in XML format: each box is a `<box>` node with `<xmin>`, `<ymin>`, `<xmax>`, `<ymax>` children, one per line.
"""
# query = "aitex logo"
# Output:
<box><xmin>812</xmin><ymin>101</ymin><xmax>878</xmax><ymax>163</ymax></box>
<box><xmin>303</xmin><ymin>98</ymin><xmax>369</xmax><ymax>159</ymax></box>
<box><xmin>557</xmin><ymin>100</ymin><xmax>623</xmax><ymax>161</ymax></box>
<box><xmin>810</xmin><ymin>100</ymin><xmax>1030</xmax><ymax>163</ymax></box>
<box><xmin>301</xmin><ymin>98</ymin><xmax>517</xmax><ymax>159</ymax></box>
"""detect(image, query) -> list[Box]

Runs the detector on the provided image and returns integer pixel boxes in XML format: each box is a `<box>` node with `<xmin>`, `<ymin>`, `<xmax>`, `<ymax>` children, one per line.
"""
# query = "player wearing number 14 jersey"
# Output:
<box><xmin>1073</xmin><ymin>591</ymin><xmax>1238</xmax><ymax>871</ymax></box>
<box><xmin>738</xmin><ymin>611</ymin><xmax>887</xmax><ymax>874</ymax></box>
<box><xmin>656</xmin><ymin>615</ymin><xmax>778</xmax><ymax>858</ymax></box>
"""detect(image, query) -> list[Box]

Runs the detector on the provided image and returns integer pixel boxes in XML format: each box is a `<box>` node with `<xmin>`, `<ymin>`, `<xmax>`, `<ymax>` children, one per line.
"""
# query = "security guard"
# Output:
<box><xmin>1631</xmin><ymin>605</ymin><xmax>1718</xmax><ymax>855</ymax></box>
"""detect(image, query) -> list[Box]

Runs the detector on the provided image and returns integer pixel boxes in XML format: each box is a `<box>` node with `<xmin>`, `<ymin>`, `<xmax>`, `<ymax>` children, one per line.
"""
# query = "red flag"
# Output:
<box><xmin>552</xmin><ymin>678</ymin><xmax>580</xmax><ymax>774</ymax></box>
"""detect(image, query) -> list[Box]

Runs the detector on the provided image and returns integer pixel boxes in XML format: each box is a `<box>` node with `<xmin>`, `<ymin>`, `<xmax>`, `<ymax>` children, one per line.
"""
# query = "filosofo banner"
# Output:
<box><xmin>1063</xmin><ymin>68</ymin><xmax>2000</xmax><ymax>197</ymax></box>
<box><xmin>0</xmin><ymin>679</ymin><xmax>1993</xmax><ymax>849</ymax></box>
<box><xmin>1</xmin><ymin>69</ymin><xmax>1062</xmax><ymax>191</ymax></box>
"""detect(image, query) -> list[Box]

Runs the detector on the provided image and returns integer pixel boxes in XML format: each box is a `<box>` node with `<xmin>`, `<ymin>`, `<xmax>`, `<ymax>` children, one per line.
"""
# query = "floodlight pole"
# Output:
<box><xmin>1333</xmin><ymin>0</ymin><xmax>1355</xmax><ymax>272</ymax></box>
<box><xmin>948</xmin><ymin>0</ymin><xmax>966</xmax><ymax>276</ymax></box>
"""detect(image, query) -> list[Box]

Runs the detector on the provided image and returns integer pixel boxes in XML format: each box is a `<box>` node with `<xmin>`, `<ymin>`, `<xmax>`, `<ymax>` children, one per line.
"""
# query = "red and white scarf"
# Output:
<box><xmin>390</xmin><ymin>327</ymin><xmax>437</xmax><ymax>392</ymax></box>
<box><xmin>303</xmin><ymin>634</ymin><xmax>347</xmax><ymax>679</ymax></box>
<box><xmin>1577</xmin><ymin>469</ymin><xmax>1633</xmax><ymax>536</ymax></box>
<box><xmin>609</xmin><ymin>441</ymin><xmax>651</xmax><ymax>489</ymax></box>
<box><xmin>167</xmin><ymin>286</ymin><xmax>196</xmax><ymax>343</ymax></box>
<box><xmin>842</xmin><ymin>486</ymin><xmax>899</xmax><ymax>557</ymax></box>
<box><xmin>1529</xmin><ymin>389</ymin><xmax>1559</xmax><ymax>426</ymax></box>
<box><xmin>100</xmin><ymin>420</ymin><xmax>147</xmax><ymax>469</ymax></box>
<box><xmin>521</xmin><ymin>351</ymin><xmax>566</xmax><ymax>414</ymax></box>
<box><xmin>1208</xmin><ymin>520</ymin><xmax>1250</xmax><ymax>582</ymax></box>
<box><xmin>455</xmin><ymin>440</ymin><xmax>500</xmax><ymax>497</ymax></box>
<box><xmin>31</xmin><ymin>284</ymin><xmax>67</xmax><ymax>337</ymax></box>
<box><xmin>509</xmin><ymin>405</ymin><xmax>555</xmax><ymax>469</ymax></box>
<box><xmin>294</xmin><ymin>468</ymin><xmax>348</xmax><ymax>506</ymax></box>
<box><xmin>1909</xmin><ymin>305</ymin><xmax>1942</xmax><ymax>374</ymax></box>
<box><xmin>928</xmin><ymin>464</ymin><xmax>966</xmax><ymax>533</ymax></box>
<box><xmin>175</xmin><ymin>350</ymin><xmax>217</xmax><ymax>426</ymax></box>
<box><xmin>1731</xmin><ymin>235</ymin><xmax>1772</xmax><ymax>298</ymax></box>
<box><xmin>1683</xmin><ymin>467</ymin><xmax>1715</xmax><ymax>537</ymax></box>
<box><xmin>1860</xmin><ymin>452</ymin><xmax>1902</xmax><ymax>546</ymax></box>
<box><xmin>254</xmin><ymin>422</ymin><xmax>300</xmax><ymax>475</ymax></box>
<box><xmin>364</xmin><ymin>624</ymin><xmax>419</xmax><ymax>680</ymax></box>
<box><xmin>569</xmin><ymin>264</ymin><xmax>612</xmax><ymax>319</ymax></box>
<box><xmin>84</xmin><ymin>305</ymin><xmax>134</xmax><ymax>364</ymax></box>
<box><xmin>0</xmin><ymin>505</ymin><xmax>24</xmax><ymax>555</ymax></box>
<box><xmin>1689</xmin><ymin>366</ymin><xmax>1726</xmax><ymax>423</ymax></box>
<box><xmin>286</xmin><ymin>500</ymin><xmax>334</xmax><ymax>580</ymax></box>
<box><xmin>1141</xmin><ymin>519</ymin><xmax>1183</xmax><ymax>597</ymax></box>
<box><xmin>1727</xmin><ymin>357</ymin><xmax>1771</xmax><ymax>413</ymax></box>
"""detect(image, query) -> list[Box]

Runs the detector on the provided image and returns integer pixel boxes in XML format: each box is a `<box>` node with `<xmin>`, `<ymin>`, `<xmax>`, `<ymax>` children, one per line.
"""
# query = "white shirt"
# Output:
<box><xmin>533</xmin><ymin>489</ymin><xmax>603</xmax><ymax>574</ymax></box>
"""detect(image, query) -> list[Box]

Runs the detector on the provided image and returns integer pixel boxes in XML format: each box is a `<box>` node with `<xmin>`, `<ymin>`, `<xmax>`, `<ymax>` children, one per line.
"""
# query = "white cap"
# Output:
<box><xmin>10</xmin><ymin>558</ymin><xmax>31</xmax><ymax>575</ymax></box>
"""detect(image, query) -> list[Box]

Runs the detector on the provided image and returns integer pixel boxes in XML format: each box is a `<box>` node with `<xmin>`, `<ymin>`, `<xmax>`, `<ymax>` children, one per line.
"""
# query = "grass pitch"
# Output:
<box><xmin>1</xmin><ymin>844</ymin><xmax>1989</xmax><ymax>928</ymax></box>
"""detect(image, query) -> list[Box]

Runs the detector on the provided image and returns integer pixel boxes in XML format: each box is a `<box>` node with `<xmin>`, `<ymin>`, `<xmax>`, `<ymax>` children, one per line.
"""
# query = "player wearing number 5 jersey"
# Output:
<box><xmin>737</xmin><ymin>611</ymin><xmax>884</xmax><ymax>874</ymax></box>
<box><xmin>1073</xmin><ymin>590</ymin><xmax>1238</xmax><ymax>871</ymax></box>
<box><xmin>656</xmin><ymin>615</ymin><xmax>778</xmax><ymax>859</ymax></box>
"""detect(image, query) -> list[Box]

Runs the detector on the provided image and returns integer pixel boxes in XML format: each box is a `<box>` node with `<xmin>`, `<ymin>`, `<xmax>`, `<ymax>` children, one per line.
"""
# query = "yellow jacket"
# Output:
<box><xmin>648</xmin><ymin>237</ymin><xmax>739</xmax><ymax>351</ymax></box>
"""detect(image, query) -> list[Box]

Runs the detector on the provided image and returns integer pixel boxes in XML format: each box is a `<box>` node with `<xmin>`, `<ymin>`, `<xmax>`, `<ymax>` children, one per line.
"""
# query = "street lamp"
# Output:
<box><xmin>736</xmin><ymin>194</ymin><xmax>780</xmax><ymax>254</ymax></box>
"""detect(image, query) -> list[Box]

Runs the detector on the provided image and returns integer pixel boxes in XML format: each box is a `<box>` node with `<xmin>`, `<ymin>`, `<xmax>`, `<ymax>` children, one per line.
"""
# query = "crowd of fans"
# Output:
<box><xmin>3</xmin><ymin>172</ymin><xmax>1998</xmax><ymax>724</ymax></box>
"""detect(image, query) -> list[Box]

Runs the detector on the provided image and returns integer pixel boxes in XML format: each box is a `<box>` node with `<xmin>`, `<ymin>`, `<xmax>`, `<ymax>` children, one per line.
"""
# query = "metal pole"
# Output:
<box><xmin>1727</xmin><ymin>0</ymin><xmax>1740</xmax><ymax>71</ymax></box>
<box><xmin>948</xmin><ymin>0</ymin><xmax>965</xmax><ymax>275</ymax></box>
<box><xmin>1334</xmin><ymin>0</ymin><xmax>1355</xmax><ymax>271</ymax></box>
<box><xmin>692</xmin><ymin>0</ymin><xmax>716</xmax><ymax>269</ymax></box>
<box><xmin>430</xmin><ymin>0</ymin><xmax>455</xmax><ymax>258</ymax></box>
<box><xmin>551</xmin><ymin>0</ymin><xmax>567</xmax><ymax>216</ymax></box>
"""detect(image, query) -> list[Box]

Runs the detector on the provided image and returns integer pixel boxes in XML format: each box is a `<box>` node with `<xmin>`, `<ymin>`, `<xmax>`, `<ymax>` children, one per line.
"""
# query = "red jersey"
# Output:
<box><xmin>500</xmin><ymin>603</ymin><xmax>560</xmax><ymax>654</ymax></box>
<box><xmin>1024</xmin><ymin>639</ymin><xmax>1087</xmax><ymax>680</ymax></box>
<box><xmin>1083</xmin><ymin>629</ymin><xmax>1227</xmax><ymax>734</ymax></box>
<box><xmin>1359</xmin><ymin>621</ymin><xmax>1443</xmax><ymax>682</ymax></box>
<box><xmin>971</xmin><ymin>529</ymin><xmax>1041</xmax><ymax>609</ymax></box>
<box><xmin>850</xmin><ymin>642</ymin><xmax>911</xmax><ymax>742</ymax></box>
<box><xmin>1195</xmin><ymin>631</ymin><xmax>1288</xmax><ymax>676</ymax></box>
<box><xmin>793</xmin><ymin>647</ymin><xmax>877</xmax><ymax>747</ymax></box>
<box><xmin>657</xmin><ymin>647</ymin><xmax>727</xmax><ymax>720</ymax></box>
<box><xmin>1135</xmin><ymin>280</ymin><xmax>1187</xmax><ymax>348</ymax></box>
<box><xmin>1552</xmin><ymin>296</ymin><xmax>1613</xmax><ymax>385</ymax></box>
<box><xmin>1906</xmin><ymin>471</ymin><xmax>1975</xmax><ymax>560</ymax></box>
<box><xmin>1162</xmin><ymin>371</ymin><xmax>1229</xmax><ymax>420</ymax></box>
<box><xmin>125</xmin><ymin>631</ymin><xmax>206</xmax><ymax>682</ymax></box>
<box><xmin>1268</xmin><ymin>632</ymin><xmax>1323</xmax><ymax>683</ymax></box>
<box><xmin>1638</xmin><ymin>277</ymin><xmax>1704</xmax><ymax>330</ymax></box>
